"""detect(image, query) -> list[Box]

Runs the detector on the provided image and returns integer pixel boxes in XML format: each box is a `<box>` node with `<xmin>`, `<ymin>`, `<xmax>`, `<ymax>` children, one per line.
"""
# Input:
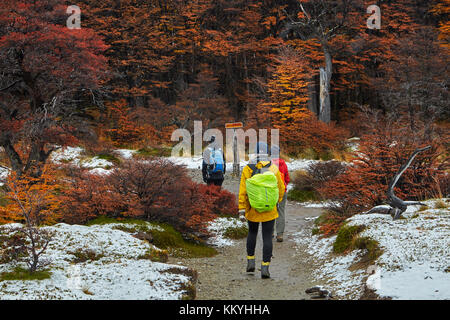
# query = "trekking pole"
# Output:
<box><xmin>233</xmin><ymin>130</ymin><xmax>240</xmax><ymax>177</ymax></box>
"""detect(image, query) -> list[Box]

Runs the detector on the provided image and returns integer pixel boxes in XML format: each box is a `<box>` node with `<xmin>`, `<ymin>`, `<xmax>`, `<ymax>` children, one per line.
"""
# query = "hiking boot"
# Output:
<box><xmin>246</xmin><ymin>256</ymin><xmax>255</xmax><ymax>272</ymax></box>
<box><xmin>261</xmin><ymin>262</ymin><xmax>270</xmax><ymax>279</ymax></box>
<box><xmin>276</xmin><ymin>234</ymin><xmax>283</xmax><ymax>242</ymax></box>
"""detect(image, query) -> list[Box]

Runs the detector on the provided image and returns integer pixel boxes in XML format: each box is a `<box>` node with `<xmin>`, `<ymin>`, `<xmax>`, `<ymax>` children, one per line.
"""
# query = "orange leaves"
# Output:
<box><xmin>319</xmin><ymin>113</ymin><xmax>444</xmax><ymax>216</ymax></box>
<box><xmin>258</xmin><ymin>45</ymin><xmax>347</xmax><ymax>154</ymax></box>
<box><xmin>2</xmin><ymin>166</ymin><xmax>62</xmax><ymax>225</ymax></box>
<box><xmin>104</xmin><ymin>100</ymin><xmax>144</xmax><ymax>147</ymax></box>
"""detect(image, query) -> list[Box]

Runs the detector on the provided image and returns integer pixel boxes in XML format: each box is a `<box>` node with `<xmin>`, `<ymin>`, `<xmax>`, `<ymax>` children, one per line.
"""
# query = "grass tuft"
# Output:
<box><xmin>287</xmin><ymin>189</ymin><xmax>319</xmax><ymax>202</ymax></box>
<box><xmin>223</xmin><ymin>225</ymin><xmax>248</xmax><ymax>239</ymax></box>
<box><xmin>333</xmin><ymin>224</ymin><xmax>365</xmax><ymax>254</ymax></box>
<box><xmin>0</xmin><ymin>266</ymin><xmax>51</xmax><ymax>281</ymax></box>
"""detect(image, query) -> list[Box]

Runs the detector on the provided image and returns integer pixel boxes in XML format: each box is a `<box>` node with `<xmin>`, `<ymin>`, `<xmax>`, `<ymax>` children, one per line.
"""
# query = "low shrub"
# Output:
<box><xmin>223</xmin><ymin>225</ymin><xmax>248</xmax><ymax>239</ymax></box>
<box><xmin>290</xmin><ymin>161</ymin><xmax>346</xmax><ymax>203</ymax></box>
<box><xmin>319</xmin><ymin>113</ymin><xmax>446</xmax><ymax>217</ymax></box>
<box><xmin>69</xmin><ymin>249</ymin><xmax>104</xmax><ymax>263</ymax></box>
<box><xmin>313</xmin><ymin>211</ymin><xmax>348</xmax><ymax>237</ymax></box>
<box><xmin>333</xmin><ymin>225</ymin><xmax>365</xmax><ymax>254</ymax></box>
<box><xmin>61</xmin><ymin>159</ymin><xmax>237</xmax><ymax>239</ymax></box>
<box><xmin>138</xmin><ymin>248</ymin><xmax>169</xmax><ymax>263</ymax></box>
<box><xmin>353</xmin><ymin>237</ymin><xmax>383</xmax><ymax>261</ymax></box>
<box><xmin>287</xmin><ymin>189</ymin><xmax>318</xmax><ymax>202</ymax></box>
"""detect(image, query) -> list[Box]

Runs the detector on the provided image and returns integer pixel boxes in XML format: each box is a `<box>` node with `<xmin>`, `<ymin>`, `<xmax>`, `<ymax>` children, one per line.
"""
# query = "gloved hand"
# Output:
<box><xmin>238</xmin><ymin>209</ymin><xmax>246</xmax><ymax>221</ymax></box>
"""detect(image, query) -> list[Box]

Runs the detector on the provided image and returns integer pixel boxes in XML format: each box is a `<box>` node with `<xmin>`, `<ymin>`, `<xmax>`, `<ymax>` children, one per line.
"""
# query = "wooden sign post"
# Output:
<box><xmin>225</xmin><ymin>122</ymin><xmax>243</xmax><ymax>177</ymax></box>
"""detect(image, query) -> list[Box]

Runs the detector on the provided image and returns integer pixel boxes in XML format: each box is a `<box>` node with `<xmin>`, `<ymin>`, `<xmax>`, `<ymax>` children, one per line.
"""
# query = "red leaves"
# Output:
<box><xmin>61</xmin><ymin>159</ymin><xmax>237</xmax><ymax>237</ymax></box>
<box><xmin>319</xmin><ymin>114</ymin><xmax>444</xmax><ymax>216</ymax></box>
<box><xmin>104</xmin><ymin>100</ymin><xmax>144</xmax><ymax>147</ymax></box>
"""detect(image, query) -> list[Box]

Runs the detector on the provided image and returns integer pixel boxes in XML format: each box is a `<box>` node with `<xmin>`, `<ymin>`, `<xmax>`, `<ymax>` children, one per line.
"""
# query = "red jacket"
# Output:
<box><xmin>272</xmin><ymin>158</ymin><xmax>290</xmax><ymax>188</ymax></box>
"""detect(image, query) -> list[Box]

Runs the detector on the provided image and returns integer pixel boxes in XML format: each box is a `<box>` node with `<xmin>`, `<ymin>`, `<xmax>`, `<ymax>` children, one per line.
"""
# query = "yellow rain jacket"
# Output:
<box><xmin>238</xmin><ymin>160</ymin><xmax>286</xmax><ymax>222</ymax></box>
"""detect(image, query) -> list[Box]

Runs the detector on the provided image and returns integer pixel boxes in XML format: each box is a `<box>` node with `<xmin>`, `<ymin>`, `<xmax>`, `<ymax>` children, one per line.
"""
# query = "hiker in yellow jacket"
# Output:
<box><xmin>238</xmin><ymin>142</ymin><xmax>285</xmax><ymax>279</ymax></box>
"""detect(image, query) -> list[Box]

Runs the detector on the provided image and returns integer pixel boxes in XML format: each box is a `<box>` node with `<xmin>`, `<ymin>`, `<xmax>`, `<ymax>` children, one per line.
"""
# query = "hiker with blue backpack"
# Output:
<box><xmin>238</xmin><ymin>142</ymin><xmax>285</xmax><ymax>279</ymax></box>
<box><xmin>202</xmin><ymin>136</ymin><xmax>226</xmax><ymax>187</ymax></box>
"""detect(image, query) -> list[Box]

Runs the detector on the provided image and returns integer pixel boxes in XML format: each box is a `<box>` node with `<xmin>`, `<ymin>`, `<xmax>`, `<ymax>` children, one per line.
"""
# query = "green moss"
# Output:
<box><xmin>318</xmin><ymin>150</ymin><xmax>334</xmax><ymax>161</ymax></box>
<box><xmin>86</xmin><ymin>217</ymin><xmax>217</xmax><ymax>258</ymax></box>
<box><xmin>287</xmin><ymin>189</ymin><xmax>318</xmax><ymax>202</ymax></box>
<box><xmin>86</xmin><ymin>216</ymin><xmax>151</xmax><ymax>228</ymax></box>
<box><xmin>0</xmin><ymin>266</ymin><xmax>52</xmax><ymax>281</ymax></box>
<box><xmin>138</xmin><ymin>248</ymin><xmax>169</xmax><ymax>263</ymax></box>
<box><xmin>96</xmin><ymin>153</ymin><xmax>121</xmax><ymax>165</ymax></box>
<box><xmin>136</xmin><ymin>146</ymin><xmax>172</xmax><ymax>158</ymax></box>
<box><xmin>353</xmin><ymin>237</ymin><xmax>383</xmax><ymax>261</ymax></box>
<box><xmin>151</xmin><ymin>224</ymin><xmax>217</xmax><ymax>258</ymax></box>
<box><xmin>69</xmin><ymin>249</ymin><xmax>104</xmax><ymax>263</ymax></box>
<box><xmin>298</xmin><ymin>147</ymin><xmax>320</xmax><ymax>160</ymax></box>
<box><xmin>333</xmin><ymin>224</ymin><xmax>365</xmax><ymax>254</ymax></box>
<box><xmin>223</xmin><ymin>225</ymin><xmax>248</xmax><ymax>239</ymax></box>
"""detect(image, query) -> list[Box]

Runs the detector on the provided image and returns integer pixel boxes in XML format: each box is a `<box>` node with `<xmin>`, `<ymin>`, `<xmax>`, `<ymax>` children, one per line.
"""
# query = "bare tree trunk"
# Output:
<box><xmin>319</xmin><ymin>45</ymin><xmax>332</xmax><ymax>123</ymax></box>
<box><xmin>307</xmin><ymin>74</ymin><xmax>319</xmax><ymax>116</ymax></box>
<box><xmin>1</xmin><ymin>139</ymin><xmax>23</xmax><ymax>175</ymax></box>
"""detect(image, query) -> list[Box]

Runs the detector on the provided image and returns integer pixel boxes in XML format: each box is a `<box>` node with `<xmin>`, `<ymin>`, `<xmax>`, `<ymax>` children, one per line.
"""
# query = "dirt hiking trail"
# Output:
<box><xmin>169</xmin><ymin>171</ymin><xmax>324</xmax><ymax>300</ymax></box>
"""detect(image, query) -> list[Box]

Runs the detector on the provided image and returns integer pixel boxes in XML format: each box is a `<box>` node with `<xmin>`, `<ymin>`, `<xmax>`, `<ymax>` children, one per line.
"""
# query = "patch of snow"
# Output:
<box><xmin>0</xmin><ymin>166</ymin><xmax>10</xmax><ymax>186</ymax></box>
<box><xmin>293</xmin><ymin>199</ymin><xmax>450</xmax><ymax>300</ymax></box>
<box><xmin>113</xmin><ymin>149</ymin><xmax>136</xmax><ymax>160</ymax></box>
<box><xmin>50</xmin><ymin>146</ymin><xmax>114</xmax><ymax>175</ymax></box>
<box><xmin>50</xmin><ymin>146</ymin><xmax>84</xmax><ymax>165</ymax></box>
<box><xmin>0</xmin><ymin>222</ymin><xmax>192</xmax><ymax>300</ymax></box>
<box><xmin>301</xmin><ymin>201</ymin><xmax>338</xmax><ymax>208</ymax></box>
<box><xmin>293</xmin><ymin>229</ymin><xmax>366</xmax><ymax>299</ymax></box>
<box><xmin>87</xmin><ymin>168</ymin><xmax>113</xmax><ymax>176</ymax></box>
<box><xmin>286</xmin><ymin>159</ymin><xmax>321</xmax><ymax>172</ymax></box>
<box><xmin>206</xmin><ymin>217</ymin><xmax>247</xmax><ymax>247</ymax></box>
<box><xmin>79</xmin><ymin>157</ymin><xmax>114</xmax><ymax>169</ymax></box>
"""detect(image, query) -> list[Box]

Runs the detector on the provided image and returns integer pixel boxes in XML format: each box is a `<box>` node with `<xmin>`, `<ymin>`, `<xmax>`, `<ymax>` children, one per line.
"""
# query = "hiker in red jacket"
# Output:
<box><xmin>270</xmin><ymin>145</ymin><xmax>290</xmax><ymax>242</ymax></box>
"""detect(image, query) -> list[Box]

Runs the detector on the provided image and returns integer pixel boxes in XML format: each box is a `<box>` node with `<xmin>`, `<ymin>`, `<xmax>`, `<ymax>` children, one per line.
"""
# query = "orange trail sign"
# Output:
<box><xmin>225</xmin><ymin>122</ymin><xmax>243</xmax><ymax>129</ymax></box>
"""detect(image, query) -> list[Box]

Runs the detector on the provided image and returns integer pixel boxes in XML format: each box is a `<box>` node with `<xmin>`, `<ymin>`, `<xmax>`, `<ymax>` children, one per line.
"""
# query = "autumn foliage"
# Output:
<box><xmin>61</xmin><ymin>159</ymin><xmax>238</xmax><ymax>237</ymax></box>
<box><xmin>318</xmin><ymin>112</ymin><xmax>446</xmax><ymax>216</ymax></box>
<box><xmin>0</xmin><ymin>167</ymin><xmax>61</xmax><ymax>225</ymax></box>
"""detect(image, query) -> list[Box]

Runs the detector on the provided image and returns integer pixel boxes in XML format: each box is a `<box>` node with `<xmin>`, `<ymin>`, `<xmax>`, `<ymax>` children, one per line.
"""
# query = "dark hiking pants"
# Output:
<box><xmin>247</xmin><ymin>219</ymin><xmax>275</xmax><ymax>263</ymax></box>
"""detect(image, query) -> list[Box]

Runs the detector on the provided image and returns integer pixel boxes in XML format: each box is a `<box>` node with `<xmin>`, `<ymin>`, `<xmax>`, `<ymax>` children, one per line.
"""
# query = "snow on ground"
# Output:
<box><xmin>294</xmin><ymin>199</ymin><xmax>450</xmax><ymax>300</ymax></box>
<box><xmin>301</xmin><ymin>201</ymin><xmax>339</xmax><ymax>209</ymax></box>
<box><xmin>0</xmin><ymin>222</ymin><xmax>193</xmax><ymax>300</ymax></box>
<box><xmin>347</xmin><ymin>200</ymin><xmax>450</xmax><ymax>300</ymax></box>
<box><xmin>50</xmin><ymin>146</ymin><xmax>84</xmax><ymax>164</ymax></box>
<box><xmin>293</xmin><ymin>227</ymin><xmax>367</xmax><ymax>299</ymax></box>
<box><xmin>286</xmin><ymin>159</ymin><xmax>321</xmax><ymax>172</ymax></box>
<box><xmin>166</xmin><ymin>155</ymin><xmax>322</xmax><ymax>172</ymax></box>
<box><xmin>50</xmin><ymin>146</ymin><xmax>114</xmax><ymax>171</ymax></box>
<box><xmin>206</xmin><ymin>217</ymin><xmax>247</xmax><ymax>247</ymax></box>
<box><xmin>113</xmin><ymin>149</ymin><xmax>137</xmax><ymax>160</ymax></box>
<box><xmin>0</xmin><ymin>166</ymin><xmax>10</xmax><ymax>187</ymax></box>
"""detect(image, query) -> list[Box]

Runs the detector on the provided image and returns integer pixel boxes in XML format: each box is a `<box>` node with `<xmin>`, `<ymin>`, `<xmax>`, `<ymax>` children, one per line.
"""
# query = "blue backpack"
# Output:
<box><xmin>207</xmin><ymin>148</ymin><xmax>224</xmax><ymax>174</ymax></box>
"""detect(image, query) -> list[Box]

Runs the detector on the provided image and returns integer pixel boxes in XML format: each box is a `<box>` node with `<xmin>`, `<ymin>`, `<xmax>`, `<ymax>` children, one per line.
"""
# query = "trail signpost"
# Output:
<box><xmin>225</xmin><ymin>122</ymin><xmax>243</xmax><ymax>177</ymax></box>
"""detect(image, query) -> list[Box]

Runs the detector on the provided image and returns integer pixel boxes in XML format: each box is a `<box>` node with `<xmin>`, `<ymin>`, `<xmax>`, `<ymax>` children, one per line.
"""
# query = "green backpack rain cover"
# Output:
<box><xmin>246</xmin><ymin>169</ymin><xmax>279</xmax><ymax>213</ymax></box>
